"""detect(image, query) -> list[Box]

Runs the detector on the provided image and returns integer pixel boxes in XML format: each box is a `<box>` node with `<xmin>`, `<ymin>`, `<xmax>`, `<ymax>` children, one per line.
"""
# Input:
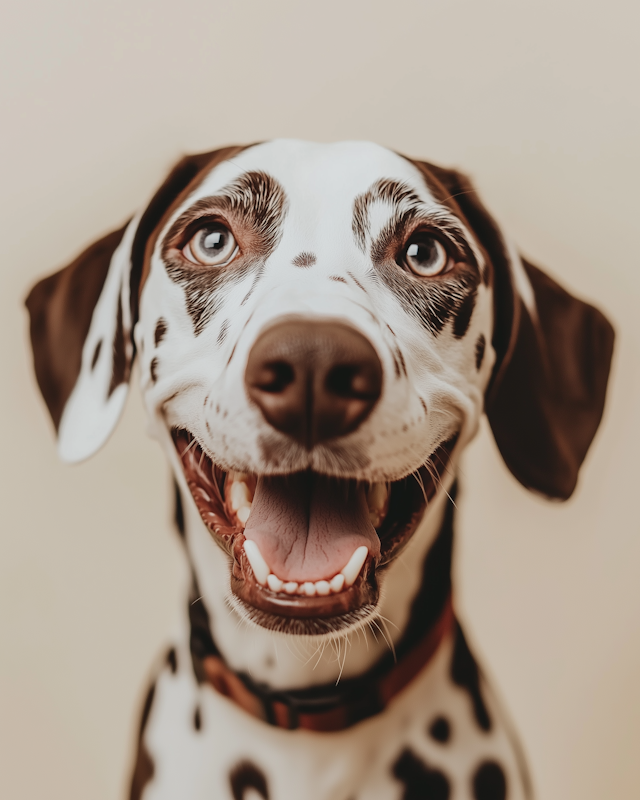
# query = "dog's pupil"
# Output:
<box><xmin>408</xmin><ymin>239</ymin><xmax>437</xmax><ymax>267</ymax></box>
<box><xmin>203</xmin><ymin>229</ymin><xmax>226</xmax><ymax>251</ymax></box>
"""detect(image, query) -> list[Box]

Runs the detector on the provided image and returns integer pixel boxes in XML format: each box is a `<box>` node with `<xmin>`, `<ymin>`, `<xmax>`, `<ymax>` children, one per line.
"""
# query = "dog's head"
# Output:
<box><xmin>26</xmin><ymin>140</ymin><xmax>614</xmax><ymax>634</ymax></box>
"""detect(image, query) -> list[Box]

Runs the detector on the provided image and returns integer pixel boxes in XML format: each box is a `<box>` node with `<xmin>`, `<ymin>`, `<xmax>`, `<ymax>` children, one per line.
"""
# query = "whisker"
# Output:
<box><xmin>335</xmin><ymin>634</ymin><xmax>350</xmax><ymax>685</ymax></box>
<box><xmin>183</xmin><ymin>435</ymin><xmax>199</xmax><ymax>456</ymax></box>
<box><xmin>375</xmin><ymin>616</ymin><xmax>397</xmax><ymax>662</ymax></box>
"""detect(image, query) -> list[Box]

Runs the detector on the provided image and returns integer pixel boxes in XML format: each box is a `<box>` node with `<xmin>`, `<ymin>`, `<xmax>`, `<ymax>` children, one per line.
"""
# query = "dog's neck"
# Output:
<box><xmin>180</xmin><ymin>478</ymin><xmax>454</xmax><ymax>691</ymax></box>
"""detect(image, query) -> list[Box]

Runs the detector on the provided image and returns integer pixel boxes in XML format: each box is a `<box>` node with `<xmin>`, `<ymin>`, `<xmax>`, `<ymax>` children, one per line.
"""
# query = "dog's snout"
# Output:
<box><xmin>245</xmin><ymin>320</ymin><xmax>382</xmax><ymax>448</ymax></box>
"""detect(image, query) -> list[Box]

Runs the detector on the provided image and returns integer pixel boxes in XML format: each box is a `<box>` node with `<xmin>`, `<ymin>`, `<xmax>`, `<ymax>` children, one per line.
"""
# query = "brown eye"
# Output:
<box><xmin>403</xmin><ymin>235</ymin><xmax>450</xmax><ymax>277</ymax></box>
<box><xmin>183</xmin><ymin>223</ymin><xmax>238</xmax><ymax>267</ymax></box>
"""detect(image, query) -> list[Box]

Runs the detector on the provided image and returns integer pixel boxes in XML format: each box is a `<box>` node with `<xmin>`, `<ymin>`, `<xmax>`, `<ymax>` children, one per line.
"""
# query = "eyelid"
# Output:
<box><xmin>402</xmin><ymin>224</ymin><xmax>466</xmax><ymax>263</ymax></box>
<box><xmin>174</xmin><ymin>214</ymin><xmax>234</xmax><ymax>249</ymax></box>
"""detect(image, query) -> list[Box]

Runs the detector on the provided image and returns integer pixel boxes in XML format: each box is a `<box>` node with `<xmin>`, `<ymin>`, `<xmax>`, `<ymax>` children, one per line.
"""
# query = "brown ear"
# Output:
<box><xmin>486</xmin><ymin>258</ymin><xmax>615</xmax><ymax>499</ymax></box>
<box><xmin>410</xmin><ymin>160</ymin><xmax>615</xmax><ymax>500</ymax></box>
<box><xmin>25</xmin><ymin>224</ymin><xmax>129</xmax><ymax>432</ymax></box>
<box><xmin>25</xmin><ymin>145</ymin><xmax>247</xmax><ymax>462</ymax></box>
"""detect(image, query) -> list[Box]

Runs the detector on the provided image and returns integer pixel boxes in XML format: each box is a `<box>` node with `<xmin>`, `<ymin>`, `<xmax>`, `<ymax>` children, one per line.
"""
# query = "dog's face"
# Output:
<box><xmin>135</xmin><ymin>141</ymin><xmax>492</xmax><ymax>629</ymax></box>
<box><xmin>26</xmin><ymin>140</ymin><xmax>614</xmax><ymax>636</ymax></box>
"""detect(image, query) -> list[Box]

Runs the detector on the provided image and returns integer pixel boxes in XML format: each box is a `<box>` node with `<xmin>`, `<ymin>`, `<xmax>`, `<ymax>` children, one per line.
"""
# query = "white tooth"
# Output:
<box><xmin>267</xmin><ymin>574</ymin><xmax>283</xmax><ymax>592</ymax></box>
<box><xmin>283</xmin><ymin>581</ymin><xmax>298</xmax><ymax>594</ymax></box>
<box><xmin>243</xmin><ymin>540</ymin><xmax>270</xmax><ymax>585</ymax></box>
<box><xmin>236</xmin><ymin>505</ymin><xmax>251</xmax><ymax>525</ymax></box>
<box><xmin>229</xmin><ymin>480</ymin><xmax>252</xmax><ymax>511</ymax></box>
<box><xmin>340</xmin><ymin>546</ymin><xmax>368</xmax><ymax>587</ymax></box>
<box><xmin>367</xmin><ymin>482</ymin><xmax>388</xmax><ymax>513</ymax></box>
<box><xmin>315</xmin><ymin>580</ymin><xmax>331</xmax><ymax>596</ymax></box>
<box><xmin>302</xmin><ymin>582</ymin><xmax>316</xmax><ymax>596</ymax></box>
<box><xmin>329</xmin><ymin>573</ymin><xmax>345</xmax><ymax>593</ymax></box>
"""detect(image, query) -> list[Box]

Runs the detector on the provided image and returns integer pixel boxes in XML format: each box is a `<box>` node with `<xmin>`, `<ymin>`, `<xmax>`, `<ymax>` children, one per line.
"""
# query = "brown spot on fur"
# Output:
<box><xmin>218</xmin><ymin>319</ymin><xmax>230</xmax><ymax>345</ymax></box>
<box><xmin>91</xmin><ymin>340</ymin><xmax>102</xmax><ymax>370</ymax></box>
<box><xmin>292</xmin><ymin>251</ymin><xmax>316</xmax><ymax>268</ymax></box>
<box><xmin>108</xmin><ymin>296</ymin><xmax>130</xmax><ymax>396</ymax></box>
<box><xmin>154</xmin><ymin>318</ymin><xmax>167</xmax><ymax>346</ymax></box>
<box><xmin>129</xmin><ymin>683</ymin><xmax>156</xmax><ymax>800</ymax></box>
<box><xmin>475</xmin><ymin>334</ymin><xmax>486</xmax><ymax>370</ymax></box>
<box><xmin>229</xmin><ymin>761</ymin><xmax>269</xmax><ymax>800</ymax></box>
<box><xmin>453</xmin><ymin>289</ymin><xmax>477</xmax><ymax>338</ymax></box>
<box><xmin>347</xmin><ymin>271</ymin><xmax>367</xmax><ymax>292</ymax></box>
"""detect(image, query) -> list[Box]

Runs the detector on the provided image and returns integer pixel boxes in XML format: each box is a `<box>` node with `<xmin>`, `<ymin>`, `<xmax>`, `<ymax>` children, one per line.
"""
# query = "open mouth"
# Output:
<box><xmin>172</xmin><ymin>429</ymin><xmax>455</xmax><ymax>634</ymax></box>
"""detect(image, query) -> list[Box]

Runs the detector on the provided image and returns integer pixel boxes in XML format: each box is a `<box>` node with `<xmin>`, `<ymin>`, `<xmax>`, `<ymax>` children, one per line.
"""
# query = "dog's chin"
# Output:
<box><xmin>171</xmin><ymin>428</ymin><xmax>456</xmax><ymax>636</ymax></box>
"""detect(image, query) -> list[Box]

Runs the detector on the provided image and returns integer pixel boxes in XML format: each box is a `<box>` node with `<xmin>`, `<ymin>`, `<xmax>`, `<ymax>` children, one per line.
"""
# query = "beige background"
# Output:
<box><xmin>1</xmin><ymin>1</ymin><xmax>639</xmax><ymax>798</ymax></box>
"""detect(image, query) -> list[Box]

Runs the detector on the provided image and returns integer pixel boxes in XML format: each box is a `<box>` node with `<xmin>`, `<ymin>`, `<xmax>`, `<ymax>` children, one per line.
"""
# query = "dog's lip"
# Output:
<box><xmin>171</xmin><ymin>427</ymin><xmax>456</xmax><ymax>630</ymax></box>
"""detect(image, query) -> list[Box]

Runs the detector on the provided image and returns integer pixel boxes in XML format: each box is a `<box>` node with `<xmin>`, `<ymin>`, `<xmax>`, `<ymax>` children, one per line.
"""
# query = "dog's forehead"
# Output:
<box><xmin>191</xmin><ymin>139</ymin><xmax>436</xmax><ymax>209</ymax></box>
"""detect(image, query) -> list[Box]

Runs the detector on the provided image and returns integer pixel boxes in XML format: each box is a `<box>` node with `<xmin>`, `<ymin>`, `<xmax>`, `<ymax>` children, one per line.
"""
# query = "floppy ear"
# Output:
<box><xmin>25</xmin><ymin>146</ymin><xmax>243</xmax><ymax>463</ymax></box>
<box><xmin>413</xmin><ymin>161</ymin><xmax>615</xmax><ymax>500</ymax></box>
<box><xmin>25</xmin><ymin>218</ymin><xmax>139</xmax><ymax>463</ymax></box>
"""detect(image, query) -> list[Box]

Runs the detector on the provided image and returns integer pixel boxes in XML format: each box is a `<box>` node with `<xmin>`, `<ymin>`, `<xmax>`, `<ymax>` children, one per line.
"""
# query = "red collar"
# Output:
<box><xmin>200</xmin><ymin>595</ymin><xmax>454</xmax><ymax>732</ymax></box>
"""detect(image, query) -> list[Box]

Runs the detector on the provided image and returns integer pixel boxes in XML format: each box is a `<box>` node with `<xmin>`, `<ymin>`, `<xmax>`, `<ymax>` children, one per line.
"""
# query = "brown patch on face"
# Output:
<box><xmin>409</xmin><ymin>160</ymin><xmax>494</xmax><ymax>288</ymax></box>
<box><xmin>154</xmin><ymin>318</ymin><xmax>167</xmax><ymax>346</ymax></box>
<box><xmin>217</xmin><ymin>318</ymin><xmax>230</xmax><ymax>345</ymax></box>
<box><xmin>131</xmin><ymin>145</ymin><xmax>252</xmax><ymax>333</ymax></box>
<box><xmin>353</xmin><ymin>179</ymin><xmax>425</xmax><ymax>252</ymax></box>
<box><xmin>452</xmin><ymin>288</ymin><xmax>477</xmax><ymax>338</ymax></box>
<box><xmin>347</xmin><ymin>271</ymin><xmax>367</xmax><ymax>292</ymax></box>
<box><xmin>161</xmin><ymin>171</ymin><xmax>287</xmax><ymax>333</ymax></box>
<box><xmin>329</xmin><ymin>275</ymin><xmax>347</xmax><ymax>284</ymax></box>
<box><xmin>91</xmin><ymin>339</ymin><xmax>102</xmax><ymax>370</ymax></box>
<box><xmin>292</xmin><ymin>251</ymin><xmax>316</xmax><ymax>267</ymax></box>
<box><xmin>352</xmin><ymin>178</ymin><xmax>481</xmax><ymax>337</ymax></box>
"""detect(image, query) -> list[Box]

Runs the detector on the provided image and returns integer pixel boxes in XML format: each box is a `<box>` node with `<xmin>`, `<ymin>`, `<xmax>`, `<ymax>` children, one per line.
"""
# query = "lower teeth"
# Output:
<box><xmin>243</xmin><ymin>541</ymin><xmax>368</xmax><ymax>596</ymax></box>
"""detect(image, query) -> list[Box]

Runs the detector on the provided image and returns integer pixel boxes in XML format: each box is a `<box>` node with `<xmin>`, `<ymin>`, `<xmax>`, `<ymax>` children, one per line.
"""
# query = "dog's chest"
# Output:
<box><xmin>137</xmin><ymin>632</ymin><xmax>527</xmax><ymax>800</ymax></box>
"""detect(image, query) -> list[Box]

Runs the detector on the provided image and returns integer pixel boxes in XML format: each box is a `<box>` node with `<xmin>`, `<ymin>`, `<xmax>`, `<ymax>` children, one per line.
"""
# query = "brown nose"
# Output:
<box><xmin>245</xmin><ymin>320</ymin><xmax>383</xmax><ymax>449</ymax></box>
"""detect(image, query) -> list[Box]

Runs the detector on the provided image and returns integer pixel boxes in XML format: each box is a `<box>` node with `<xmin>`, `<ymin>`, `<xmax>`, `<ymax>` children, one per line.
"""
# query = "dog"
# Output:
<box><xmin>26</xmin><ymin>140</ymin><xmax>614</xmax><ymax>800</ymax></box>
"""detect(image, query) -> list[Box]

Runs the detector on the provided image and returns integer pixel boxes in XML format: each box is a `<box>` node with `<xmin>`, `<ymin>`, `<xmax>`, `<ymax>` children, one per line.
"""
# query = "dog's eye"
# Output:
<box><xmin>183</xmin><ymin>224</ymin><xmax>238</xmax><ymax>267</ymax></box>
<box><xmin>403</xmin><ymin>235</ymin><xmax>450</xmax><ymax>277</ymax></box>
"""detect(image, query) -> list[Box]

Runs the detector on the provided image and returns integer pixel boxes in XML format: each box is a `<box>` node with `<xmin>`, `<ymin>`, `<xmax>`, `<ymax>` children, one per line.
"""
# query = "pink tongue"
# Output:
<box><xmin>243</xmin><ymin>473</ymin><xmax>381</xmax><ymax>582</ymax></box>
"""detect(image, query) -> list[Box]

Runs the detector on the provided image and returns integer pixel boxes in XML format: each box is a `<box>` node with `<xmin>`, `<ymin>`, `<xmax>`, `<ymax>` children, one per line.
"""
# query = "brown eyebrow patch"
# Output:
<box><xmin>354</xmin><ymin>178</ymin><xmax>482</xmax><ymax>338</ymax></box>
<box><xmin>162</xmin><ymin>172</ymin><xmax>287</xmax><ymax>334</ymax></box>
<box><xmin>353</xmin><ymin>178</ymin><xmax>477</xmax><ymax>269</ymax></box>
<box><xmin>329</xmin><ymin>275</ymin><xmax>347</xmax><ymax>284</ymax></box>
<box><xmin>352</xmin><ymin>179</ymin><xmax>424</xmax><ymax>252</ymax></box>
<box><xmin>292</xmin><ymin>251</ymin><xmax>316</xmax><ymax>268</ymax></box>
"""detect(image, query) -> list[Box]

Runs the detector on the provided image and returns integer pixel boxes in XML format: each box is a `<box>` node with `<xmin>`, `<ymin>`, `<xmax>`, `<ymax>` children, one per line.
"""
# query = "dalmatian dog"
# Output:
<box><xmin>26</xmin><ymin>140</ymin><xmax>614</xmax><ymax>800</ymax></box>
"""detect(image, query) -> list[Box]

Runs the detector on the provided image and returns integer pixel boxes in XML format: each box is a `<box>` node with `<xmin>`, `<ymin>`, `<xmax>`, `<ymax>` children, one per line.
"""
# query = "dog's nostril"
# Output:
<box><xmin>325</xmin><ymin>365</ymin><xmax>355</xmax><ymax>397</ymax></box>
<box><xmin>325</xmin><ymin>365</ymin><xmax>378</xmax><ymax>399</ymax></box>
<box><xmin>255</xmin><ymin>361</ymin><xmax>295</xmax><ymax>393</ymax></box>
